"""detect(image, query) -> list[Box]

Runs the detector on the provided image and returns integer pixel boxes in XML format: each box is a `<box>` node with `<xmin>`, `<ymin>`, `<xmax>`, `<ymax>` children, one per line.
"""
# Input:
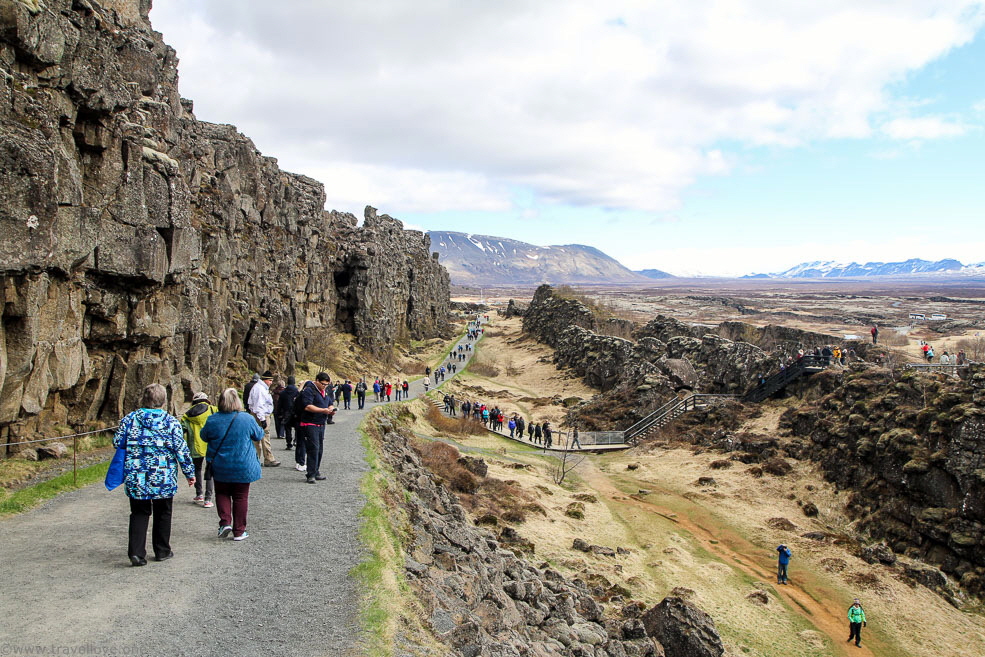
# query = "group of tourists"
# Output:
<box><xmin>373</xmin><ymin>378</ymin><xmax>410</xmax><ymax>402</ymax></box>
<box><xmin>775</xmin><ymin>545</ymin><xmax>869</xmax><ymax>647</ymax></box>
<box><xmin>114</xmin><ymin>315</ymin><xmax>489</xmax><ymax>566</ymax></box>
<box><xmin>919</xmin><ymin>341</ymin><xmax>966</xmax><ymax>364</ymax></box>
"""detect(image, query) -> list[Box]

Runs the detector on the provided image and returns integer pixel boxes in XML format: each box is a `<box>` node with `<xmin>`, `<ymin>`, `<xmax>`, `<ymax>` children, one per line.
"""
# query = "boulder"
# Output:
<box><xmin>861</xmin><ymin>543</ymin><xmax>896</xmax><ymax>566</ymax></box>
<box><xmin>641</xmin><ymin>596</ymin><xmax>724</xmax><ymax>657</ymax></box>
<box><xmin>802</xmin><ymin>502</ymin><xmax>819</xmax><ymax>517</ymax></box>
<box><xmin>37</xmin><ymin>441</ymin><xmax>68</xmax><ymax>459</ymax></box>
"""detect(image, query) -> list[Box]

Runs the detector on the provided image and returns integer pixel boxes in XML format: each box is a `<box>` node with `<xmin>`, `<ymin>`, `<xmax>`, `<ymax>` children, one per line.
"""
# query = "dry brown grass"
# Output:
<box><xmin>880</xmin><ymin>329</ymin><xmax>910</xmax><ymax>346</ymax></box>
<box><xmin>424</xmin><ymin>404</ymin><xmax>487</xmax><ymax>436</ymax></box>
<box><xmin>468</xmin><ymin>353</ymin><xmax>501</xmax><ymax>378</ymax></box>
<box><xmin>410</xmin><ymin>437</ymin><xmax>536</xmax><ymax>523</ymax></box>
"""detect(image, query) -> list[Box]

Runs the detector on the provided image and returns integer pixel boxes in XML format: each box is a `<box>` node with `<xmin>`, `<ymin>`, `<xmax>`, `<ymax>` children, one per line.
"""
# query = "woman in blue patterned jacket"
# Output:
<box><xmin>113</xmin><ymin>383</ymin><xmax>195</xmax><ymax>566</ymax></box>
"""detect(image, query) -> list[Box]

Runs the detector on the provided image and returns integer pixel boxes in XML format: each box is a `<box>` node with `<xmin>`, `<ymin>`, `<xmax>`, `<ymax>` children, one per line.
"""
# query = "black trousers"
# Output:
<box><xmin>357</xmin><ymin>392</ymin><xmax>366</xmax><ymax>409</ymax></box>
<box><xmin>303</xmin><ymin>424</ymin><xmax>325</xmax><ymax>478</ymax></box>
<box><xmin>128</xmin><ymin>497</ymin><xmax>173</xmax><ymax>559</ymax></box>
<box><xmin>848</xmin><ymin>622</ymin><xmax>862</xmax><ymax>645</ymax></box>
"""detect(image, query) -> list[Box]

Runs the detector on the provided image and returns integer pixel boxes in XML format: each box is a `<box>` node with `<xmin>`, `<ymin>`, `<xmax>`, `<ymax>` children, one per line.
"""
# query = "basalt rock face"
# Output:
<box><xmin>780</xmin><ymin>366</ymin><xmax>985</xmax><ymax>595</ymax></box>
<box><xmin>523</xmin><ymin>287</ymin><xmax>770</xmax><ymax>428</ymax></box>
<box><xmin>373</xmin><ymin>415</ymin><xmax>725</xmax><ymax>656</ymax></box>
<box><xmin>522</xmin><ymin>284</ymin><xmax>597</xmax><ymax>348</ymax></box>
<box><xmin>0</xmin><ymin>0</ymin><xmax>449</xmax><ymax>444</ymax></box>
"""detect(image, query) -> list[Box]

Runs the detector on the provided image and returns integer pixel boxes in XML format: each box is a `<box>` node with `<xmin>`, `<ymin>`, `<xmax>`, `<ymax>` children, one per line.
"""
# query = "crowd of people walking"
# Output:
<box><xmin>111</xmin><ymin>313</ymin><xmax>490</xmax><ymax>564</ymax></box>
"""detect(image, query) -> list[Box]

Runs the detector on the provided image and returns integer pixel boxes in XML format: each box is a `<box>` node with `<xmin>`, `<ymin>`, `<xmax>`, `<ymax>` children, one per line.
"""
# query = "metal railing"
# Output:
<box><xmin>623</xmin><ymin>393</ymin><xmax>738</xmax><ymax>443</ymax></box>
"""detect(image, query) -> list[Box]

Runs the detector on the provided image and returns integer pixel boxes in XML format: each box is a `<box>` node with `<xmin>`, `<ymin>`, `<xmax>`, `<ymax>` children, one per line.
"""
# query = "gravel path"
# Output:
<box><xmin>0</xmin><ymin>323</ymin><xmax>483</xmax><ymax>657</ymax></box>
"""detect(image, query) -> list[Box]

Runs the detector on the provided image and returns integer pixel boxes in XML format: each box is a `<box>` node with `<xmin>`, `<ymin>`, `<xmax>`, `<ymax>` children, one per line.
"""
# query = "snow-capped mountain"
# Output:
<box><xmin>744</xmin><ymin>258</ymin><xmax>971</xmax><ymax>279</ymax></box>
<box><xmin>428</xmin><ymin>231</ymin><xmax>651</xmax><ymax>285</ymax></box>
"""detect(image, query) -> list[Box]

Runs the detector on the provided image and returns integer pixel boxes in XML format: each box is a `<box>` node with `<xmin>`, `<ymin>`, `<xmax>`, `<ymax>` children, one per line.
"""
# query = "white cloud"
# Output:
<box><xmin>881</xmin><ymin>116</ymin><xmax>968</xmax><ymax>139</ymax></box>
<box><xmin>151</xmin><ymin>1</ymin><xmax>985</xmax><ymax>215</ymax></box>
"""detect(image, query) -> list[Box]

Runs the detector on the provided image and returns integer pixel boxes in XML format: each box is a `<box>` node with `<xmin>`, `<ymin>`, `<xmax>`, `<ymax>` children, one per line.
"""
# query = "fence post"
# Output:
<box><xmin>73</xmin><ymin>435</ymin><xmax>78</xmax><ymax>485</ymax></box>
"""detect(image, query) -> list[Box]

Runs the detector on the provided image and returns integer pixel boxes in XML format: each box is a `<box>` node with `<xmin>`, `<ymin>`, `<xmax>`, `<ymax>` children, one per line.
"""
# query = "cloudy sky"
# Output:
<box><xmin>151</xmin><ymin>1</ymin><xmax>985</xmax><ymax>277</ymax></box>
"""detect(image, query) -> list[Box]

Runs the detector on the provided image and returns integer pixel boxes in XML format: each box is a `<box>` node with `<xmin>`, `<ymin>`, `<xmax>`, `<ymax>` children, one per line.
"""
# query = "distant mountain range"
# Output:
<box><xmin>428</xmin><ymin>231</ymin><xmax>656</xmax><ymax>285</ymax></box>
<box><xmin>744</xmin><ymin>258</ymin><xmax>985</xmax><ymax>279</ymax></box>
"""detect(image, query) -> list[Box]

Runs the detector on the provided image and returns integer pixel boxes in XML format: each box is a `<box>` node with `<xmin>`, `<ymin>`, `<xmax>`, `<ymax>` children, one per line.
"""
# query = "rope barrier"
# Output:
<box><xmin>3</xmin><ymin>426</ymin><xmax>118</xmax><ymax>449</ymax></box>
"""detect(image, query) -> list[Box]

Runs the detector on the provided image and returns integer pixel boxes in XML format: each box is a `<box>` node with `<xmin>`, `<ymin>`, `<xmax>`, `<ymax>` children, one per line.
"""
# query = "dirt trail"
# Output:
<box><xmin>581</xmin><ymin>461</ymin><xmax>876</xmax><ymax>657</ymax></box>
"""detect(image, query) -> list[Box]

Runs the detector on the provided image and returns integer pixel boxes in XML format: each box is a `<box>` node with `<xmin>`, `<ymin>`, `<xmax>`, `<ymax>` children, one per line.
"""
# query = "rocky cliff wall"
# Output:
<box><xmin>781</xmin><ymin>365</ymin><xmax>985</xmax><ymax>596</ymax></box>
<box><xmin>0</xmin><ymin>0</ymin><xmax>449</xmax><ymax>444</ymax></box>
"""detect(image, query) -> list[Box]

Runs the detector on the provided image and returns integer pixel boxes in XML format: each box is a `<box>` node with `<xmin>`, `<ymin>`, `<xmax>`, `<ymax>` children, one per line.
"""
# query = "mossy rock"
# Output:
<box><xmin>562</xmin><ymin>396</ymin><xmax>583</xmax><ymax>407</ymax></box>
<box><xmin>572</xmin><ymin>493</ymin><xmax>598</xmax><ymax>503</ymax></box>
<box><xmin>565</xmin><ymin>502</ymin><xmax>586</xmax><ymax>520</ymax></box>
<box><xmin>902</xmin><ymin>459</ymin><xmax>930</xmax><ymax>474</ymax></box>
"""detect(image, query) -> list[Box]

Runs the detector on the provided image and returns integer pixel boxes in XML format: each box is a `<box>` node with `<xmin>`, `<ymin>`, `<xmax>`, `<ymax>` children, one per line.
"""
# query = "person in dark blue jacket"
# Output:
<box><xmin>298</xmin><ymin>372</ymin><xmax>335</xmax><ymax>484</ymax></box>
<box><xmin>777</xmin><ymin>544</ymin><xmax>792</xmax><ymax>584</ymax></box>
<box><xmin>201</xmin><ymin>388</ymin><xmax>264</xmax><ymax>541</ymax></box>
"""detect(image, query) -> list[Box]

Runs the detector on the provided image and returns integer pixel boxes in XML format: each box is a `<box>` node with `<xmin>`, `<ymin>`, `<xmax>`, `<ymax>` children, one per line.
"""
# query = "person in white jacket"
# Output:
<box><xmin>247</xmin><ymin>370</ymin><xmax>280</xmax><ymax>467</ymax></box>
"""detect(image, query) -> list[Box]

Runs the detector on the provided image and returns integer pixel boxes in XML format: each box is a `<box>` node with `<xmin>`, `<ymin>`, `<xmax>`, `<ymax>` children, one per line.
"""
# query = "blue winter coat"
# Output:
<box><xmin>201</xmin><ymin>411</ymin><xmax>264</xmax><ymax>484</ymax></box>
<box><xmin>777</xmin><ymin>546</ymin><xmax>792</xmax><ymax>565</ymax></box>
<box><xmin>113</xmin><ymin>409</ymin><xmax>195</xmax><ymax>500</ymax></box>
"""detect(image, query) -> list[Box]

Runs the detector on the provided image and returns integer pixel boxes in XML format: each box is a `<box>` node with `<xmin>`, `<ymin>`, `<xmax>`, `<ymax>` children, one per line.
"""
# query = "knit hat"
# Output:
<box><xmin>192</xmin><ymin>392</ymin><xmax>209</xmax><ymax>402</ymax></box>
<box><xmin>261</xmin><ymin>370</ymin><xmax>274</xmax><ymax>380</ymax></box>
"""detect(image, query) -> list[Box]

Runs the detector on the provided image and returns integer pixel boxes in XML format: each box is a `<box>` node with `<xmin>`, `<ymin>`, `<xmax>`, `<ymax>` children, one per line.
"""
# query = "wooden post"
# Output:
<box><xmin>73</xmin><ymin>435</ymin><xmax>78</xmax><ymax>485</ymax></box>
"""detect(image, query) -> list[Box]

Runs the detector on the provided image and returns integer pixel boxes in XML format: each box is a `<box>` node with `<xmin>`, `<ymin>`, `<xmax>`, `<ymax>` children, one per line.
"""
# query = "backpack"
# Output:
<box><xmin>290</xmin><ymin>386</ymin><xmax>310</xmax><ymax>426</ymax></box>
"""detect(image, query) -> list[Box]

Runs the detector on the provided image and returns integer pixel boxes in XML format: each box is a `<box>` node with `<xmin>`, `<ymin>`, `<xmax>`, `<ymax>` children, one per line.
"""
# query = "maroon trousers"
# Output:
<box><xmin>214</xmin><ymin>481</ymin><xmax>251</xmax><ymax>537</ymax></box>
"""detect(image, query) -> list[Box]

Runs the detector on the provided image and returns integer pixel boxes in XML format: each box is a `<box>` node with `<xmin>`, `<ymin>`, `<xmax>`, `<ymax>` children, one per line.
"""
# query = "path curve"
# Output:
<box><xmin>0</xmin><ymin>319</ymin><xmax>485</xmax><ymax>657</ymax></box>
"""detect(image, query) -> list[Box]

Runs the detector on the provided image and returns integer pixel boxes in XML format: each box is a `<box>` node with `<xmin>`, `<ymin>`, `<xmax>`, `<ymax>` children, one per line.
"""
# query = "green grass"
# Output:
<box><xmin>352</xmin><ymin>416</ymin><xmax>416</xmax><ymax>657</ymax></box>
<box><xmin>0</xmin><ymin>461</ymin><xmax>110</xmax><ymax>516</ymax></box>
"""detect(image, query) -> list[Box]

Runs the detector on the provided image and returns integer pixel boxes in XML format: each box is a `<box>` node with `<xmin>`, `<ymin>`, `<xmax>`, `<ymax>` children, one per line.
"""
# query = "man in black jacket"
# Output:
<box><xmin>276</xmin><ymin>376</ymin><xmax>300</xmax><ymax>450</ymax></box>
<box><xmin>355</xmin><ymin>379</ymin><xmax>368</xmax><ymax>409</ymax></box>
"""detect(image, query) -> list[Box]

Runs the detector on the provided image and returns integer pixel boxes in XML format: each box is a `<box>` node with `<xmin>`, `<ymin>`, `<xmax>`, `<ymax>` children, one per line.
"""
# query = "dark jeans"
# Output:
<box><xmin>295</xmin><ymin>429</ymin><xmax>307</xmax><ymax>465</ymax></box>
<box><xmin>214</xmin><ymin>481</ymin><xmax>250</xmax><ymax>537</ymax></box>
<box><xmin>128</xmin><ymin>497</ymin><xmax>173</xmax><ymax>559</ymax></box>
<box><xmin>848</xmin><ymin>622</ymin><xmax>862</xmax><ymax>645</ymax></box>
<box><xmin>357</xmin><ymin>392</ymin><xmax>366</xmax><ymax>409</ymax></box>
<box><xmin>302</xmin><ymin>424</ymin><xmax>325</xmax><ymax>478</ymax></box>
<box><xmin>777</xmin><ymin>562</ymin><xmax>788</xmax><ymax>583</ymax></box>
<box><xmin>191</xmin><ymin>457</ymin><xmax>215</xmax><ymax>500</ymax></box>
<box><xmin>283</xmin><ymin>421</ymin><xmax>295</xmax><ymax>448</ymax></box>
<box><xmin>274</xmin><ymin>414</ymin><xmax>285</xmax><ymax>439</ymax></box>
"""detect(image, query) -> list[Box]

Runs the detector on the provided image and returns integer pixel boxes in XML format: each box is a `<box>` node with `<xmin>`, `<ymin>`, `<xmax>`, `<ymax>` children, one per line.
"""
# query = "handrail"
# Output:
<box><xmin>623</xmin><ymin>393</ymin><xmax>739</xmax><ymax>442</ymax></box>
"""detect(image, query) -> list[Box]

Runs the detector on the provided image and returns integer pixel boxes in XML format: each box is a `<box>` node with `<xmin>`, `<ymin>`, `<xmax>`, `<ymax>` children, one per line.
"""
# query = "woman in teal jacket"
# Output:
<box><xmin>201</xmin><ymin>388</ymin><xmax>264</xmax><ymax>541</ymax></box>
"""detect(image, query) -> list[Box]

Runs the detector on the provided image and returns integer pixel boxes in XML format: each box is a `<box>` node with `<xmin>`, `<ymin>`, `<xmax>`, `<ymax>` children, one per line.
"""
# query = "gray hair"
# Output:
<box><xmin>218</xmin><ymin>387</ymin><xmax>244</xmax><ymax>413</ymax></box>
<box><xmin>140</xmin><ymin>383</ymin><xmax>167</xmax><ymax>409</ymax></box>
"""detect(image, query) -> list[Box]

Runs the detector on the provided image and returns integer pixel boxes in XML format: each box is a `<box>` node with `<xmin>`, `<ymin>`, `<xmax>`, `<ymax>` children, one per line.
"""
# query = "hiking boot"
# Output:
<box><xmin>306</xmin><ymin>477</ymin><xmax>316</xmax><ymax>484</ymax></box>
<box><xmin>233</xmin><ymin>532</ymin><xmax>249</xmax><ymax>541</ymax></box>
<box><xmin>218</xmin><ymin>525</ymin><xmax>233</xmax><ymax>538</ymax></box>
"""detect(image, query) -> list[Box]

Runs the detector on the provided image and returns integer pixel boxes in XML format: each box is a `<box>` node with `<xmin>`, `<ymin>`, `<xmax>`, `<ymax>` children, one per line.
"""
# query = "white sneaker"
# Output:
<box><xmin>295</xmin><ymin>463</ymin><xmax>306</xmax><ymax>472</ymax></box>
<box><xmin>233</xmin><ymin>531</ymin><xmax>249</xmax><ymax>541</ymax></box>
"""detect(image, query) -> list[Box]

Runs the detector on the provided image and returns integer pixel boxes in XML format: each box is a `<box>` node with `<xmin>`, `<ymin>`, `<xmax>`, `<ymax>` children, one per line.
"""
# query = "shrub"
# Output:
<box><xmin>425</xmin><ymin>404</ymin><xmax>487</xmax><ymax>436</ymax></box>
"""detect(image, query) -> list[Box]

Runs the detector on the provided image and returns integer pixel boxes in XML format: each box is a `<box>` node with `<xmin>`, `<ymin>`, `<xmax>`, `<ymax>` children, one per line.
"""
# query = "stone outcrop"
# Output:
<box><xmin>502</xmin><ymin>298</ymin><xmax>527</xmax><ymax>318</ymax></box>
<box><xmin>523</xmin><ymin>284</ymin><xmax>597</xmax><ymax>348</ymax></box>
<box><xmin>781</xmin><ymin>365</ymin><xmax>985</xmax><ymax>596</ymax></box>
<box><xmin>373</xmin><ymin>414</ymin><xmax>725</xmax><ymax>656</ymax></box>
<box><xmin>0</xmin><ymin>0</ymin><xmax>449</xmax><ymax>445</ymax></box>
